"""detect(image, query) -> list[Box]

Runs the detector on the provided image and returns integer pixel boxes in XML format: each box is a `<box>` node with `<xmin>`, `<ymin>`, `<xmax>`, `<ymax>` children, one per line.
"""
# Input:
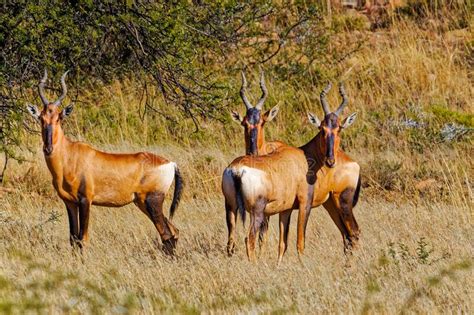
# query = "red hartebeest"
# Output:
<box><xmin>223</xmin><ymin>82</ymin><xmax>361</xmax><ymax>262</ymax></box>
<box><xmin>300</xmin><ymin>83</ymin><xmax>361</xmax><ymax>253</ymax></box>
<box><xmin>226</xmin><ymin>70</ymin><xmax>286</xmax><ymax>254</ymax></box>
<box><xmin>26</xmin><ymin>70</ymin><xmax>183</xmax><ymax>254</ymax></box>
<box><xmin>222</xmin><ymin>145</ymin><xmax>310</xmax><ymax>263</ymax></box>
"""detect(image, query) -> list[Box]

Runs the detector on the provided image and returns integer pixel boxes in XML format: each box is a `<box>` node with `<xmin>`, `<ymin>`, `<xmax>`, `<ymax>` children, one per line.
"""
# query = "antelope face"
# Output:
<box><xmin>232</xmin><ymin>105</ymin><xmax>279</xmax><ymax>156</ymax></box>
<box><xmin>230</xmin><ymin>70</ymin><xmax>278</xmax><ymax>156</ymax></box>
<box><xmin>26</xmin><ymin>70</ymin><xmax>72</xmax><ymax>156</ymax></box>
<box><xmin>308</xmin><ymin>82</ymin><xmax>357</xmax><ymax>168</ymax></box>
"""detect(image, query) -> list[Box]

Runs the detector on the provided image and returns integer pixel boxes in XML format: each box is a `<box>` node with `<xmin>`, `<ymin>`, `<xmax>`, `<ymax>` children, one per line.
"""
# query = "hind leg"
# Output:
<box><xmin>337</xmin><ymin>188</ymin><xmax>360</xmax><ymax>250</ymax></box>
<box><xmin>323</xmin><ymin>192</ymin><xmax>360</xmax><ymax>254</ymax></box>
<box><xmin>245</xmin><ymin>198</ymin><xmax>266</xmax><ymax>262</ymax></box>
<box><xmin>225</xmin><ymin>200</ymin><xmax>238</xmax><ymax>256</ymax></box>
<box><xmin>277</xmin><ymin>210</ymin><xmax>291</xmax><ymax>265</ymax></box>
<box><xmin>134</xmin><ymin>191</ymin><xmax>179</xmax><ymax>255</ymax></box>
<box><xmin>258</xmin><ymin>215</ymin><xmax>269</xmax><ymax>253</ymax></box>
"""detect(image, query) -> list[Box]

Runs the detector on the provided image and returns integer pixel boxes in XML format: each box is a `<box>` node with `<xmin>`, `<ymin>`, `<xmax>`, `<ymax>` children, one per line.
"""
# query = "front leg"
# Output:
<box><xmin>296</xmin><ymin>186</ymin><xmax>313</xmax><ymax>257</ymax></box>
<box><xmin>64</xmin><ymin>200</ymin><xmax>79</xmax><ymax>248</ymax></box>
<box><xmin>78</xmin><ymin>197</ymin><xmax>91</xmax><ymax>247</ymax></box>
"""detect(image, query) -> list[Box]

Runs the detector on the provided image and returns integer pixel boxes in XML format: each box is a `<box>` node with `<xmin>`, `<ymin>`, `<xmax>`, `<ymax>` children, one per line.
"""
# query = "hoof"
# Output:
<box><xmin>227</xmin><ymin>243</ymin><xmax>235</xmax><ymax>257</ymax></box>
<box><xmin>162</xmin><ymin>237</ymin><xmax>177</xmax><ymax>256</ymax></box>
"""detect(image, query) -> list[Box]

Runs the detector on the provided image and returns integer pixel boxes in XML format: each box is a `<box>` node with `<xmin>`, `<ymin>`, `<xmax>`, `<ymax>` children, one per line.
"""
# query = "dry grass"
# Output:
<box><xmin>1</xmin><ymin>12</ymin><xmax>473</xmax><ymax>315</ymax></box>
<box><xmin>0</xmin><ymin>146</ymin><xmax>472</xmax><ymax>314</ymax></box>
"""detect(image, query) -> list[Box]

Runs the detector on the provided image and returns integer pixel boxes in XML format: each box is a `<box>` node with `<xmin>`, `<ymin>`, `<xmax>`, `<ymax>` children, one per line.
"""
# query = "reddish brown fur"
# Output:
<box><xmin>301</xmin><ymin>112</ymin><xmax>361</xmax><ymax>253</ymax></box>
<box><xmin>28</xmin><ymin>76</ymin><xmax>182</xmax><ymax>254</ymax></box>
<box><xmin>222</xmin><ymin>146</ymin><xmax>310</xmax><ymax>263</ymax></box>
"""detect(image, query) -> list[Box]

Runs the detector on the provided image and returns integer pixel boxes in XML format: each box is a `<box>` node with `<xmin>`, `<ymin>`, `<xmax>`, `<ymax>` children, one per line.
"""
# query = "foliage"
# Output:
<box><xmin>0</xmin><ymin>0</ymin><xmax>329</xmax><ymax>170</ymax></box>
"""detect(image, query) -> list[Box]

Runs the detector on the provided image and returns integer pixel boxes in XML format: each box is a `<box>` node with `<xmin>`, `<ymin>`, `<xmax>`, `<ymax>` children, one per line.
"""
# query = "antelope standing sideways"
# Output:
<box><xmin>301</xmin><ymin>83</ymin><xmax>361</xmax><ymax>253</ymax></box>
<box><xmin>227</xmin><ymin>71</ymin><xmax>285</xmax><ymax>254</ymax></box>
<box><xmin>26</xmin><ymin>71</ymin><xmax>183</xmax><ymax>254</ymax></box>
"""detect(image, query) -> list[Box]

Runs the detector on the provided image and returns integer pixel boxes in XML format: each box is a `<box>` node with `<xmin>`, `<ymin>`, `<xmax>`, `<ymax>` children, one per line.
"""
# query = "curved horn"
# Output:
<box><xmin>53</xmin><ymin>70</ymin><xmax>69</xmax><ymax>106</ymax></box>
<box><xmin>334</xmin><ymin>83</ymin><xmax>348</xmax><ymax>116</ymax></box>
<box><xmin>255</xmin><ymin>71</ymin><xmax>268</xmax><ymax>110</ymax></box>
<box><xmin>320</xmin><ymin>82</ymin><xmax>332</xmax><ymax>115</ymax></box>
<box><xmin>38</xmin><ymin>69</ymin><xmax>49</xmax><ymax>106</ymax></box>
<box><xmin>240</xmin><ymin>71</ymin><xmax>252</xmax><ymax>110</ymax></box>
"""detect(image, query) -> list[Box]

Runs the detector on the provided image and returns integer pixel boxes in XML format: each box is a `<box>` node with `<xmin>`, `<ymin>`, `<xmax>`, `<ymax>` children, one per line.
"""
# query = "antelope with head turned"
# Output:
<box><xmin>26</xmin><ymin>70</ymin><xmax>183</xmax><ymax>254</ymax></box>
<box><xmin>300</xmin><ymin>83</ymin><xmax>361</xmax><ymax>253</ymax></box>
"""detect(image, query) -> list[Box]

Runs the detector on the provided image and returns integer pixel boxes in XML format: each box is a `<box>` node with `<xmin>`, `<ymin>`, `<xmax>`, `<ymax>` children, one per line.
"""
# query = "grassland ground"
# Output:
<box><xmin>0</xmin><ymin>146</ymin><xmax>472</xmax><ymax>314</ymax></box>
<box><xmin>1</xmin><ymin>11</ymin><xmax>473</xmax><ymax>313</ymax></box>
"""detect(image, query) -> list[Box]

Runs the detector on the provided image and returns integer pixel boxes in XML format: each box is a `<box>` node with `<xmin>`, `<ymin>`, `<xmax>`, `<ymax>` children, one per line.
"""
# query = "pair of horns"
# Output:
<box><xmin>38</xmin><ymin>69</ymin><xmax>69</xmax><ymax>106</ymax></box>
<box><xmin>320</xmin><ymin>82</ymin><xmax>348</xmax><ymax>116</ymax></box>
<box><xmin>240</xmin><ymin>70</ymin><xmax>268</xmax><ymax>110</ymax></box>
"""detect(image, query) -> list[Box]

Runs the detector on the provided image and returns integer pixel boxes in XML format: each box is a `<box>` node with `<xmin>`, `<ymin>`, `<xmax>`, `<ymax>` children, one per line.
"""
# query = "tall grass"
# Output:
<box><xmin>1</xmin><ymin>11</ymin><xmax>473</xmax><ymax>314</ymax></box>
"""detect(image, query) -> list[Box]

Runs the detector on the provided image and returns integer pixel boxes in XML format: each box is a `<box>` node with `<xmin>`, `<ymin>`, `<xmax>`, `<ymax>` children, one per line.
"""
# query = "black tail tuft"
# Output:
<box><xmin>353</xmin><ymin>175</ymin><xmax>361</xmax><ymax>208</ymax></box>
<box><xmin>258</xmin><ymin>216</ymin><xmax>269</xmax><ymax>244</ymax></box>
<box><xmin>232</xmin><ymin>172</ymin><xmax>246</xmax><ymax>225</ymax></box>
<box><xmin>169</xmin><ymin>165</ymin><xmax>183</xmax><ymax>220</ymax></box>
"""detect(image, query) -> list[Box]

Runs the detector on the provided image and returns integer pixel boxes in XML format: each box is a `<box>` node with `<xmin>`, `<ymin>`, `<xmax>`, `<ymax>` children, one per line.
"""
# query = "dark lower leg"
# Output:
<box><xmin>258</xmin><ymin>215</ymin><xmax>269</xmax><ymax>251</ymax></box>
<box><xmin>323</xmin><ymin>198</ymin><xmax>353</xmax><ymax>254</ymax></box>
<box><xmin>226</xmin><ymin>202</ymin><xmax>237</xmax><ymax>256</ymax></box>
<box><xmin>246</xmin><ymin>199</ymin><xmax>266</xmax><ymax>262</ymax></box>
<box><xmin>78</xmin><ymin>197</ymin><xmax>91</xmax><ymax>246</ymax></box>
<box><xmin>339</xmin><ymin>189</ymin><xmax>360</xmax><ymax>251</ymax></box>
<box><xmin>65</xmin><ymin>201</ymin><xmax>79</xmax><ymax>247</ymax></box>
<box><xmin>145</xmin><ymin>191</ymin><xmax>178</xmax><ymax>254</ymax></box>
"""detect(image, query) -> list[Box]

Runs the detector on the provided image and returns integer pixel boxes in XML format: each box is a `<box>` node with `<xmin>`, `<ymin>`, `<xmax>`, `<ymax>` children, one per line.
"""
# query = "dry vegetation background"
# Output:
<box><xmin>1</xmin><ymin>3</ymin><xmax>473</xmax><ymax>314</ymax></box>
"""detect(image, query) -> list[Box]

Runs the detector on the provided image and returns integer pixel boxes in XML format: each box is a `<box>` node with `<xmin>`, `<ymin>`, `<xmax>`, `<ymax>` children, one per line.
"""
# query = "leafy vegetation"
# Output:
<box><xmin>0</xmin><ymin>2</ymin><xmax>472</xmax><ymax>312</ymax></box>
<box><xmin>1</xmin><ymin>0</ymin><xmax>331</xmax><ymax>171</ymax></box>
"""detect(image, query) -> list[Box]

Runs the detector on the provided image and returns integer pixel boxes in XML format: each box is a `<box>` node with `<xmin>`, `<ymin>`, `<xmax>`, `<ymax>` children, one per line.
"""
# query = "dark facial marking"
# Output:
<box><xmin>248</xmin><ymin>127</ymin><xmax>258</xmax><ymax>155</ymax></box>
<box><xmin>326</xmin><ymin>133</ymin><xmax>335</xmax><ymax>160</ymax></box>
<box><xmin>246</xmin><ymin>108</ymin><xmax>261</xmax><ymax>125</ymax></box>
<box><xmin>245</xmin><ymin>108</ymin><xmax>261</xmax><ymax>155</ymax></box>
<box><xmin>325</xmin><ymin>113</ymin><xmax>339</xmax><ymax>129</ymax></box>
<box><xmin>322</xmin><ymin>113</ymin><xmax>339</xmax><ymax>166</ymax></box>
<box><xmin>43</xmin><ymin>124</ymin><xmax>53</xmax><ymax>155</ymax></box>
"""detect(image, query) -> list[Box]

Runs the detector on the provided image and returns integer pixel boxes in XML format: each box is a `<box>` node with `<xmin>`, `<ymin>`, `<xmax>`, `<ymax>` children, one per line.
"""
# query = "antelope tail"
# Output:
<box><xmin>231</xmin><ymin>171</ymin><xmax>246</xmax><ymax>225</ymax></box>
<box><xmin>353</xmin><ymin>175</ymin><xmax>361</xmax><ymax>208</ymax></box>
<box><xmin>169</xmin><ymin>164</ymin><xmax>183</xmax><ymax>220</ymax></box>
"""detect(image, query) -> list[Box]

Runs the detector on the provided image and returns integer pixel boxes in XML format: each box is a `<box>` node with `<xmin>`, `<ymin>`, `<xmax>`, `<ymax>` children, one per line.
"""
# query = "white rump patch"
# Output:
<box><xmin>236</xmin><ymin>166</ymin><xmax>267</xmax><ymax>198</ymax></box>
<box><xmin>156</xmin><ymin>162</ymin><xmax>176</xmax><ymax>191</ymax></box>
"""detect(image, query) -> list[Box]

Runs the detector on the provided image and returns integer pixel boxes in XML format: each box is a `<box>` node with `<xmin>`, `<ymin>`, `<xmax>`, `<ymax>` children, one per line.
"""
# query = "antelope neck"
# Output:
<box><xmin>247</xmin><ymin>127</ymin><xmax>267</xmax><ymax>156</ymax></box>
<box><xmin>301</xmin><ymin>133</ymin><xmax>329</xmax><ymax>169</ymax></box>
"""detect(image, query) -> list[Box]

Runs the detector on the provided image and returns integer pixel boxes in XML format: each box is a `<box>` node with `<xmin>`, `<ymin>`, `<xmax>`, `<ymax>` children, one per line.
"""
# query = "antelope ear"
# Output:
<box><xmin>231</xmin><ymin>110</ymin><xmax>243</xmax><ymax>124</ymax></box>
<box><xmin>263</xmin><ymin>104</ymin><xmax>280</xmax><ymax>122</ymax></box>
<box><xmin>26</xmin><ymin>104</ymin><xmax>40</xmax><ymax>120</ymax></box>
<box><xmin>307</xmin><ymin>112</ymin><xmax>321</xmax><ymax>127</ymax></box>
<box><xmin>341</xmin><ymin>112</ymin><xmax>357</xmax><ymax>129</ymax></box>
<box><xmin>60</xmin><ymin>104</ymin><xmax>74</xmax><ymax>119</ymax></box>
